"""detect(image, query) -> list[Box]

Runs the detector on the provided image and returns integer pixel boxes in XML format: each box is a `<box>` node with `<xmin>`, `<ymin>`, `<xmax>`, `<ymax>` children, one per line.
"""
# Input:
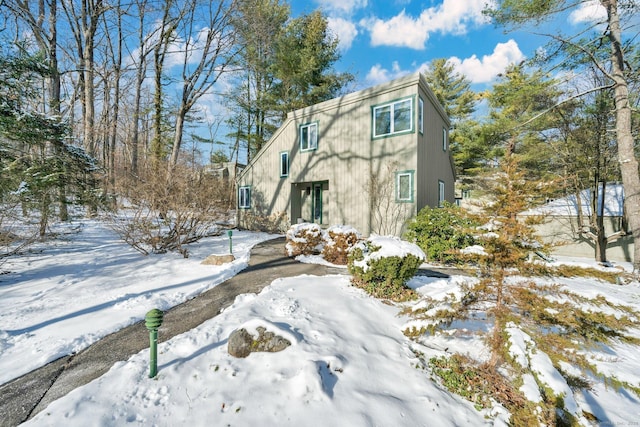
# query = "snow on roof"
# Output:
<box><xmin>521</xmin><ymin>183</ymin><xmax>624</xmax><ymax>217</ymax></box>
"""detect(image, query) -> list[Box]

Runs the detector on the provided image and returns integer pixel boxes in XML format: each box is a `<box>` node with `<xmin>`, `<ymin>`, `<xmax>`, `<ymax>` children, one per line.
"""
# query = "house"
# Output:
<box><xmin>205</xmin><ymin>161</ymin><xmax>244</xmax><ymax>182</ymax></box>
<box><xmin>520</xmin><ymin>183</ymin><xmax>634</xmax><ymax>262</ymax></box>
<box><xmin>235</xmin><ymin>72</ymin><xmax>455</xmax><ymax>236</ymax></box>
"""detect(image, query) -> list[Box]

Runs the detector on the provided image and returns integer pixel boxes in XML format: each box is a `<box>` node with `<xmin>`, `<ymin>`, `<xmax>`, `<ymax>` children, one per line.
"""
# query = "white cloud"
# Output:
<box><xmin>365</xmin><ymin>39</ymin><xmax>525</xmax><ymax>86</ymax></box>
<box><xmin>315</xmin><ymin>0</ymin><xmax>368</xmax><ymax>15</ymax></box>
<box><xmin>365</xmin><ymin>61</ymin><xmax>410</xmax><ymax>85</ymax></box>
<box><xmin>448</xmin><ymin>39</ymin><xmax>525</xmax><ymax>84</ymax></box>
<box><xmin>327</xmin><ymin>17</ymin><xmax>358</xmax><ymax>51</ymax></box>
<box><xmin>363</xmin><ymin>10</ymin><xmax>429</xmax><ymax>50</ymax></box>
<box><xmin>568</xmin><ymin>1</ymin><xmax>607</xmax><ymax>25</ymax></box>
<box><xmin>362</xmin><ymin>0</ymin><xmax>491</xmax><ymax>50</ymax></box>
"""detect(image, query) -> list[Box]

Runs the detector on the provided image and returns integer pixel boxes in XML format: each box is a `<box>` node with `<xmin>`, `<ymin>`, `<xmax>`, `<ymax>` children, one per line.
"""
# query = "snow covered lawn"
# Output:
<box><xmin>0</xmin><ymin>219</ymin><xmax>278</xmax><ymax>385</ymax></box>
<box><xmin>2</xmin><ymin>219</ymin><xmax>640</xmax><ymax>426</ymax></box>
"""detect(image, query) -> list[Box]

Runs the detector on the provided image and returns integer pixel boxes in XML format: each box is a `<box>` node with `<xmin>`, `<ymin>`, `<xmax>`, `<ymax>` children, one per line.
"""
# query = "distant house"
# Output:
<box><xmin>235</xmin><ymin>72</ymin><xmax>455</xmax><ymax>236</ymax></box>
<box><xmin>520</xmin><ymin>183</ymin><xmax>634</xmax><ymax>262</ymax></box>
<box><xmin>205</xmin><ymin>162</ymin><xmax>244</xmax><ymax>182</ymax></box>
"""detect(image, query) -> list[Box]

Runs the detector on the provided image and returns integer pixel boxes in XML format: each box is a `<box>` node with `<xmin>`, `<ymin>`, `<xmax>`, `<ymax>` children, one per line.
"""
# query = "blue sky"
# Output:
<box><xmin>289</xmin><ymin>0</ymin><xmax>607</xmax><ymax>91</ymax></box>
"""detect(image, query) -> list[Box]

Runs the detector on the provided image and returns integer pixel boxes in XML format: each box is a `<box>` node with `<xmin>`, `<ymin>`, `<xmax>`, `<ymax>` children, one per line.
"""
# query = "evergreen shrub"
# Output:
<box><xmin>347</xmin><ymin>235</ymin><xmax>424</xmax><ymax>301</ymax></box>
<box><xmin>405</xmin><ymin>202</ymin><xmax>478</xmax><ymax>264</ymax></box>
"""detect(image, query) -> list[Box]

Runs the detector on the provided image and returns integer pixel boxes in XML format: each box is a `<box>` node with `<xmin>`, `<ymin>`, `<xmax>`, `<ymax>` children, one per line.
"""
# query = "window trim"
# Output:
<box><xmin>300</xmin><ymin>122</ymin><xmax>318</xmax><ymax>152</ymax></box>
<box><xmin>438</xmin><ymin>180</ymin><xmax>445</xmax><ymax>207</ymax></box>
<box><xmin>372</xmin><ymin>96</ymin><xmax>415</xmax><ymax>139</ymax></box>
<box><xmin>418</xmin><ymin>97</ymin><xmax>424</xmax><ymax>134</ymax></box>
<box><xmin>238</xmin><ymin>185</ymin><xmax>251</xmax><ymax>209</ymax></box>
<box><xmin>395</xmin><ymin>170</ymin><xmax>414</xmax><ymax>203</ymax></box>
<box><xmin>280</xmin><ymin>151</ymin><xmax>289</xmax><ymax>177</ymax></box>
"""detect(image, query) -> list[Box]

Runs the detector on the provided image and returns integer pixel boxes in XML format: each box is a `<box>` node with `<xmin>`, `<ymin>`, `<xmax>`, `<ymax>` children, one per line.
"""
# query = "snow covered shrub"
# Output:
<box><xmin>405</xmin><ymin>202</ymin><xmax>478</xmax><ymax>264</ymax></box>
<box><xmin>321</xmin><ymin>225</ymin><xmax>361</xmax><ymax>265</ymax></box>
<box><xmin>285</xmin><ymin>223</ymin><xmax>324</xmax><ymax>257</ymax></box>
<box><xmin>347</xmin><ymin>235</ymin><xmax>425</xmax><ymax>301</ymax></box>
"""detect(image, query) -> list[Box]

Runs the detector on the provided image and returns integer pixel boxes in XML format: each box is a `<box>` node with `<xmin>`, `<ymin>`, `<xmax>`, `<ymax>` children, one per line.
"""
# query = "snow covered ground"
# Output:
<box><xmin>2</xmin><ymin>219</ymin><xmax>640</xmax><ymax>426</ymax></box>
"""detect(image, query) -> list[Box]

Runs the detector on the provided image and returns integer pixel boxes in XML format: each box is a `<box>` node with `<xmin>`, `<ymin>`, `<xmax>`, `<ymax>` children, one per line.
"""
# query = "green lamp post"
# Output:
<box><xmin>227</xmin><ymin>229</ymin><xmax>233</xmax><ymax>254</ymax></box>
<box><xmin>145</xmin><ymin>308</ymin><xmax>164</xmax><ymax>378</ymax></box>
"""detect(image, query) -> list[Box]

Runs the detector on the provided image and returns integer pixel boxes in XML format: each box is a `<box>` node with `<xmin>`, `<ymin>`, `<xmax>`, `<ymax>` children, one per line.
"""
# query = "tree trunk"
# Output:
<box><xmin>168</xmin><ymin>107</ymin><xmax>187</xmax><ymax>171</ymax></box>
<box><xmin>151</xmin><ymin>1</ymin><xmax>174</xmax><ymax>168</ymax></box>
<box><xmin>48</xmin><ymin>0</ymin><xmax>68</xmax><ymax>222</ymax></box>
<box><xmin>603</xmin><ymin>0</ymin><xmax>640</xmax><ymax>272</ymax></box>
<box><xmin>131</xmin><ymin>0</ymin><xmax>148</xmax><ymax>176</ymax></box>
<box><xmin>82</xmin><ymin>22</ymin><xmax>96</xmax><ymax>157</ymax></box>
<box><xmin>594</xmin><ymin>182</ymin><xmax>607</xmax><ymax>263</ymax></box>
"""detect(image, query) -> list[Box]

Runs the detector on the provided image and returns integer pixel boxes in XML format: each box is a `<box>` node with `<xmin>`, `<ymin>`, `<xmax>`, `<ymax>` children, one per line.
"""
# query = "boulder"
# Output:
<box><xmin>201</xmin><ymin>254</ymin><xmax>235</xmax><ymax>265</ymax></box>
<box><xmin>227</xmin><ymin>328</ymin><xmax>253</xmax><ymax>358</ymax></box>
<box><xmin>228</xmin><ymin>326</ymin><xmax>291</xmax><ymax>358</ymax></box>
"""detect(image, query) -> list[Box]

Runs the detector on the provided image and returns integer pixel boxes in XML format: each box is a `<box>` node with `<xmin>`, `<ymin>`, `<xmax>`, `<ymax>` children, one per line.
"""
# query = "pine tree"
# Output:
<box><xmin>0</xmin><ymin>52</ymin><xmax>99</xmax><ymax>236</ymax></box>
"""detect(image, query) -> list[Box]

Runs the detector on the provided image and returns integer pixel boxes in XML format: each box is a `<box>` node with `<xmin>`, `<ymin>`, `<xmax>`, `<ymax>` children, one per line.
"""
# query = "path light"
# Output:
<box><xmin>145</xmin><ymin>308</ymin><xmax>164</xmax><ymax>378</ymax></box>
<box><xmin>227</xmin><ymin>229</ymin><xmax>233</xmax><ymax>254</ymax></box>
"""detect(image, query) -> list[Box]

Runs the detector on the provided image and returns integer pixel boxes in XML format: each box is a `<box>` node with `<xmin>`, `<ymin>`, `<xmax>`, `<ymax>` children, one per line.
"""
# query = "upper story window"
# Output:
<box><xmin>280</xmin><ymin>151</ymin><xmax>289</xmax><ymax>177</ymax></box>
<box><xmin>418</xmin><ymin>97</ymin><xmax>424</xmax><ymax>134</ymax></box>
<box><xmin>238</xmin><ymin>186</ymin><xmax>251</xmax><ymax>209</ymax></box>
<box><xmin>373</xmin><ymin>97</ymin><xmax>413</xmax><ymax>138</ymax></box>
<box><xmin>442</xmin><ymin>127</ymin><xmax>448</xmax><ymax>151</ymax></box>
<box><xmin>300</xmin><ymin>122</ymin><xmax>318</xmax><ymax>151</ymax></box>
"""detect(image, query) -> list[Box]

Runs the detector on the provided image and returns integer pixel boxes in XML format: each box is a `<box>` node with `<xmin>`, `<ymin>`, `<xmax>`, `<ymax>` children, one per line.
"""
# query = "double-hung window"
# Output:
<box><xmin>238</xmin><ymin>186</ymin><xmax>251</xmax><ymax>209</ymax></box>
<box><xmin>396</xmin><ymin>170</ymin><xmax>414</xmax><ymax>203</ymax></box>
<box><xmin>280</xmin><ymin>151</ymin><xmax>289</xmax><ymax>177</ymax></box>
<box><xmin>373</xmin><ymin>98</ymin><xmax>413</xmax><ymax>138</ymax></box>
<box><xmin>300</xmin><ymin>122</ymin><xmax>318</xmax><ymax>151</ymax></box>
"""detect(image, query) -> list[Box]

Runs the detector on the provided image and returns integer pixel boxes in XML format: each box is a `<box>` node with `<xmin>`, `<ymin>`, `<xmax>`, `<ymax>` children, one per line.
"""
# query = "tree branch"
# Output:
<box><xmin>513</xmin><ymin>84</ymin><xmax>614</xmax><ymax>130</ymax></box>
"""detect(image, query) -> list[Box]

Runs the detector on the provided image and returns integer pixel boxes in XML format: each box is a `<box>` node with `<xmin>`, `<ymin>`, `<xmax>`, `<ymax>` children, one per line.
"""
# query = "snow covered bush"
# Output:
<box><xmin>405</xmin><ymin>202</ymin><xmax>478</xmax><ymax>264</ymax></box>
<box><xmin>285</xmin><ymin>223</ymin><xmax>324</xmax><ymax>257</ymax></box>
<box><xmin>347</xmin><ymin>235</ymin><xmax>425</xmax><ymax>301</ymax></box>
<box><xmin>321</xmin><ymin>225</ymin><xmax>361</xmax><ymax>265</ymax></box>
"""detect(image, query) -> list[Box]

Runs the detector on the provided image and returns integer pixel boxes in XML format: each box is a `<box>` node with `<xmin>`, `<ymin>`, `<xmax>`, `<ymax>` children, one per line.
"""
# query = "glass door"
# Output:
<box><xmin>312</xmin><ymin>183</ymin><xmax>322</xmax><ymax>224</ymax></box>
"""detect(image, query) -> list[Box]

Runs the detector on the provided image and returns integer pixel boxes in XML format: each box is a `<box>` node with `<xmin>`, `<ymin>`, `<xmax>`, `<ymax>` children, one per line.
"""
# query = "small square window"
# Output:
<box><xmin>238</xmin><ymin>186</ymin><xmax>251</xmax><ymax>209</ymax></box>
<box><xmin>300</xmin><ymin>123</ymin><xmax>318</xmax><ymax>151</ymax></box>
<box><xmin>280</xmin><ymin>152</ymin><xmax>289</xmax><ymax>177</ymax></box>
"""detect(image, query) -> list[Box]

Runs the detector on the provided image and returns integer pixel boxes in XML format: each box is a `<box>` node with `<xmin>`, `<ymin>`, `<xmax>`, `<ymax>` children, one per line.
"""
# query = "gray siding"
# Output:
<box><xmin>237</xmin><ymin>72</ymin><xmax>453</xmax><ymax>236</ymax></box>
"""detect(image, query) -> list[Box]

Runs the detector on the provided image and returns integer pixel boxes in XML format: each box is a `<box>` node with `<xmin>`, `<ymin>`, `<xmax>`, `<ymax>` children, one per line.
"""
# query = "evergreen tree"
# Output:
<box><xmin>228</xmin><ymin>0</ymin><xmax>289</xmax><ymax>162</ymax></box>
<box><xmin>272</xmin><ymin>10</ymin><xmax>353</xmax><ymax>116</ymax></box>
<box><xmin>481</xmin><ymin>64</ymin><xmax>562</xmax><ymax>180</ymax></box>
<box><xmin>0</xmin><ymin>52</ymin><xmax>99</xmax><ymax>236</ymax></box>
<box><xmin>228</xmin><ymin>4</ymin><xmax>353</xmax><ymax>161</ymax></box>
<box><xmin>423</xmin><ymin>58</ymin><xmax>476</xmax><ymax>122</ymax></box>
